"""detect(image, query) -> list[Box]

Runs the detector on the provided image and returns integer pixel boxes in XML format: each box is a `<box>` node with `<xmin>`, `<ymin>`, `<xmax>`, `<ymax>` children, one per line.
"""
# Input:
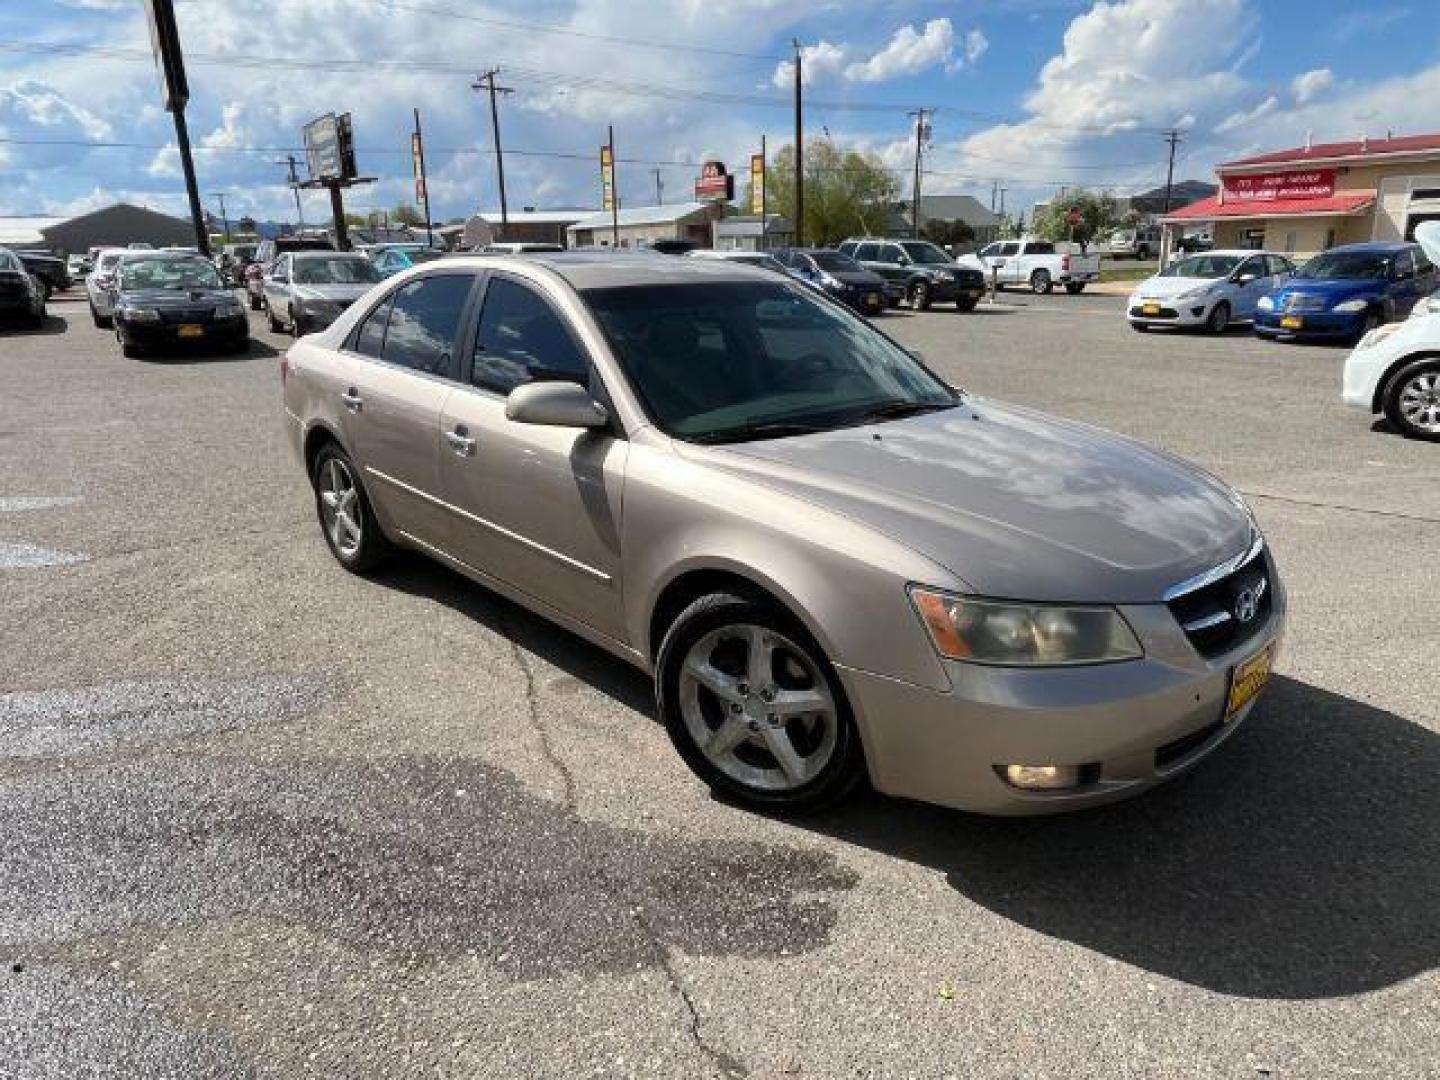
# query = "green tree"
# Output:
<box><xmin>1031</xmin><ymin>189</ymin><xmax>1119</xmax><ymax>248</ymax></box>
<box><xmin>748</xmin><ymin>140</ymin><xmax>900</xmax><ymax>246</ymax></box>
<box><xmin>392</xmin><ymin>201</ymin><xmax>424</xmax><ymax>227</ymax></box>
<box><xmin>921</xmin><ymin>217</ymin><xmax>975</xmax><ymax>249</ymax></box>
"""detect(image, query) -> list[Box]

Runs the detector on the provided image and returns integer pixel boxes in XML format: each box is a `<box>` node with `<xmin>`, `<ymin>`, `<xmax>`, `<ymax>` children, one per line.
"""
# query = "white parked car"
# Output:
<box><xmin>84</xmin><ymin>247</ymin><xmax>129</xmax><ymax>328</ymax></box>
<box><xmin>1127</xmin><ymin>251</ymin><xmax>1295</xmax><ymax>334</ymax></box>
<box><xmin>957</xmin><ymin>238</ymin><xmax>1101</xmax><ymax>295</ymax></box>
<box><xmin>1343</xmin><ymin>222</ymin><xmax>1440</xmax><ymax>441</ymax></box>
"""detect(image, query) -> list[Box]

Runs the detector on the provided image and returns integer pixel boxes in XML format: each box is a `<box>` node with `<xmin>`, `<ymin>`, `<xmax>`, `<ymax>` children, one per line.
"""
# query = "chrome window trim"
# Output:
<box><xmin>1162</xmin><ymin>530</ymin><xmax>1265</xmax><ymax>602</ymax></box>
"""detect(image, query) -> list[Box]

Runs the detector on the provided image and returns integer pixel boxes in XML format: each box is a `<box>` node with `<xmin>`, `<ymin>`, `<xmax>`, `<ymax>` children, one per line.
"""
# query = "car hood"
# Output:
<box><xmin>1134</xmin><ymin>275</ymin><xmax>1223</xmax><ymax>299</ymax></box>
<box><xmin>685</xmin><ymin>401</ymin><xmax>1253</xmax><ymax>604</ymax></box>
<box><xmin>117</xmin><ymin>287</ymin><xmax>233</xmax><ymax>307</ymax></box>
<box><xmin>291</xmin><ymin>282</ymin><xmax>373</xmax><ymax>302</ymax></box>
<box><xmin>828</xmin><ymin>269</ymin><xmax>887</xmax><ymax>288</ymax></box>
<box><xmin>1275</xmin><ymin>278</ymin><xmax>1382</xmax><ymax>303</ymax></box>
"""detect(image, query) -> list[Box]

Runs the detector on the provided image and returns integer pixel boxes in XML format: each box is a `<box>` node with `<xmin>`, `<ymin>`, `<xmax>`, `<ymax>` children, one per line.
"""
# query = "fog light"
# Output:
<box><xmin>1001</xmin><ymin>764</ymin><xmax>1081</xmax><ymax>791</ymax></box>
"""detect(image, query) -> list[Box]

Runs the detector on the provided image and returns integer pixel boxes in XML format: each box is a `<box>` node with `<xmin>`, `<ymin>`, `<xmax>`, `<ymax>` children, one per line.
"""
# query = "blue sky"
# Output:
<box><xmin>2</xmin><ymin>0</ymin><xmax>1438</xmax><ymax>225</ymax></box>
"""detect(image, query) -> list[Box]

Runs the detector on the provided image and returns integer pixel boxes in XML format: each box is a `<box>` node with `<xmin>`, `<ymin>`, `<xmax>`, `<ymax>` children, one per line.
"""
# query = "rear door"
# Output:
<box><xmin>339</xmin><ymin>271</ymin><xmax>478</xmax><ymax>549</ymax></box>
<box><xmin>263</xmin><ymin>255</ymin><xmax>291</xmax><ymax>317</ymax></box>
<box><xmin>994</xmin><ymin>241</ymin><xmax>1021</xmax><ymax>283</ymax></box>
<box><xmin>873</xmin><ymin>243</ymin><xmax>911</xmax><ymax>292</ymax></box>
<box><xmin>439</xmin><ymin>273</ymin><xmax>628</xmax><ymax>640</ymax></box>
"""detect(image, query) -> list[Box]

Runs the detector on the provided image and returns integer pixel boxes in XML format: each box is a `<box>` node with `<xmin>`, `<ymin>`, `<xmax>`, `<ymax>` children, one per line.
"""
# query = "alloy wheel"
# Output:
<box><xmin>677</xmin><ymin>623</ymin><xmax>838</xmax><ymax>792</ymax></box>
<box><xmin>1398</xmin><ymin>371</ymin><xmax>1440</xmax><ymax>434</ymax></box>
<box><xmin>318</xmin><ymin>456</ymin><xmax>364</xmax><ymax>557</ymax></box>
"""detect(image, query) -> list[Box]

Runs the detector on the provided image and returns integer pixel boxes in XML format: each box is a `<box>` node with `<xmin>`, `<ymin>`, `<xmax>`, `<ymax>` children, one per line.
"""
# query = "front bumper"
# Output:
<box><xmin>837</xmin><ymin>578</ymin><xmax>1287</xmax><ymax>815</ymax></box>
<box><xmin>1127</xmin><ymin>297</ymin><xmax>1212</xmax><ymax>327</ymax></box>
<box><xmin>117</xmin><ymin>313</ymin><xmax>250</xmax><ymax>349</ymax></box>
<box><xmin>1255</xmin><ymin>308</ymin><xmax>1364</xmax><ymax>340</ymax></box>
<box><xmin>924</xmin><ymin>276</ymin><xmax>985</xmax><ymax>302</ymax></box>
<box><xmin>1341</xmin><ymin>344</ymin><xmax>1390</xmax><ymax>410</ymax></box>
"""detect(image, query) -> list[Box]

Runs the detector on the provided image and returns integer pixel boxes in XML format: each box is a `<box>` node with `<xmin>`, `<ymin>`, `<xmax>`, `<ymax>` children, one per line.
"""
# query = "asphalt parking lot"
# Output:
<box><xmin>2</xmin><ymin>290</ymin><xmax>1436</xmax><ymax>1078</ymax></box>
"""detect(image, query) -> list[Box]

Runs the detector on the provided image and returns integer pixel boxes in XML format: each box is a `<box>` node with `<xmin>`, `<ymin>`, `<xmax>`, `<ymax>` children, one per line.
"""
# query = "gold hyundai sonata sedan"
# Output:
<box><xmin>282</xmin><ymin>252</ymin><xmax>1284</xmax><ymax>815</ymax></box>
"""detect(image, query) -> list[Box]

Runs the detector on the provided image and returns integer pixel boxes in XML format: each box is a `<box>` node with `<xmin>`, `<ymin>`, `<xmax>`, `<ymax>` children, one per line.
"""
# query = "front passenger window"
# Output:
<box><xmin>381</xmin><ymin>274</ymin><xmax>474</xmax><ymax>376</ymax></box>
<box><xmin>472</xmin><ymin>277</ymin><xmax>589</xmax><ymax>394</ymax></box>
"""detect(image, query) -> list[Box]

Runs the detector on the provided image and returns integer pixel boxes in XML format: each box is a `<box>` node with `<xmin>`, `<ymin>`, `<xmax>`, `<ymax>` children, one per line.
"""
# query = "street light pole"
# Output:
<box><xmin>792</xmin><ymin>39</ymin><xmax>804</xmax><ymax>248</ymax></box>
<box><xmin>908</xmin><ymin>108</ymin><xmax>929</xmax><ymax>239</ymax></box>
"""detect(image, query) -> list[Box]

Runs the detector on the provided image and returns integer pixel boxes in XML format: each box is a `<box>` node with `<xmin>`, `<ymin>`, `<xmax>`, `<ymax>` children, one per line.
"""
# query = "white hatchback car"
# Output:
<box><xmin>1128</xmin><ymin>251</ymin><xmax>1294</xmax><ymax>334</ymax></box>
<box><xmin>1343</xmin><ymin>223</ymin><xmax>1440</xmax><ymax>441</ymax></box>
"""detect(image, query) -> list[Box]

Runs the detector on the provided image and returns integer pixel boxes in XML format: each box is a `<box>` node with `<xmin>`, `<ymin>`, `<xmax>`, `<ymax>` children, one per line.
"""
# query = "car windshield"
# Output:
<box><xmin>1296</xmin><ymin>251</ymin><xmax>1392</xmax><ymax>280</ymax></box>
<box><xmin>810</xmin><ymin>252</ymin><xmax>861</xmax><ymax>272</ymax></box>
<box><xmin>899</xmin><ymin>242</ymin><xmax>951</xmax><ymax>265</ymax></box>
<box><xmin>293</xmin><ymin>256</ymin><xmax>383</xmax><ymax>284</ymax></box>
<box><xmin>1160</xmin><ymin>255</ymin><xmax>1243</xmax><ymax>279</ymax></box>
<box><xmin>119</xmin><ymin>258</ymin><xmax>223</xmax><ymax>290</ymax></box>
<box><xmin>583</xmin><ymin>281</ymin><xmax>958</xmax><ymax>443</ymax></box>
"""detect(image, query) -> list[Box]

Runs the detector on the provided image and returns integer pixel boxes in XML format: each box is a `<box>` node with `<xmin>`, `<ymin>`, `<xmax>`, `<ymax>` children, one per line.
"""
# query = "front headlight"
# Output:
<box><xmin>1176</xmin><ymin>287</ymin><xmax>1211</xmax><ymax>303</ymax></box>
<box><xmin>909</xmin><ymin>588</ymin><xmax>1143</xmax><ymax>666</ymax></box>
<box><xmin>1333</xmin><ymin>299</ymin><xmax>1369</xmax><ymax>312</ymax></box>
<box><xmin>1256</xmin><ymin>295</ymin><xmax>1274</xmax><ymax>312</ymax></box>
<box><xmin>120</xmin><ymin>306</ymin><xmax>160</xmax><ymax>322</ymax></box>
<box><xmin>818</xmin><ymin>274</ymin><xmax>844</xmax><ymax>291</ymax></box>
<box><xmin>1357</xmin><ymin>323</ymin><xmax>1403</xmax><ymax>350</ymax></box>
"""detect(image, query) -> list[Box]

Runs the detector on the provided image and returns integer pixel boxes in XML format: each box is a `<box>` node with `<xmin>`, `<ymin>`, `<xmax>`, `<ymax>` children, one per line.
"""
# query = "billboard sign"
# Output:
<box><xmin>695</xmin><ymin>160</ymin><xmax>734</xmax><ymax>202</ymax></box>
<box><xmin>749</xmin><ymin>154</ymin><xmax>765</xmax><ymax>215</ymax></box>
<box><xmin>411</xmin><ymin>132</ymin><xmax>426</xmax><ymax>203</ymax></box>
<box><xmin>1222</xmin><ymin>169</ymin><xmax>1336</xmax><ymax>203</ymax></box>
<box><xmin>304</xmin><ymin>114</ymin><xmax>342</xmax><ymax>181</ymax></box>
<box><xmin>600</xmin><ymin>145</ymin><xmax>616</xmax><ymax>211</ymax></box>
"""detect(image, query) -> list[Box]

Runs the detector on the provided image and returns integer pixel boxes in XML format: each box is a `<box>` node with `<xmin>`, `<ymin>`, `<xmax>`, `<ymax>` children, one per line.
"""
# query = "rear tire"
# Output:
<box><xmin>249</xmin><ymin>291</ymin><xmax>262</xmax><ymax>311</ymax></box>
<box><xmin>1030</xmin><ymin>270</ymin><xmax>1053</xmax><ymax>295</ymax></box>
<box><xmin>1065</xmin><ymin>282</ymin><xmax>1086</xmax><ymax>295</ymax></box>
<box><xmin>955</xmin><ymin>296</ymin><xmax>979</xmax><ymax>312</ymax></box>
<box><xmin>656</xmin><ymin>592</ymin><xmax>866</xmax><ymax>815</ymax></box>
<box><xmin>1382</xmin><ymin>358</ymin><xmax>1440</xmax><ymax>442</ymax></box>
<box><xmin>909</xmin><ymin>280</ymin><xmax>932</xmax><ymax>311</ymax></box>
<box><xmin>266</xmin><ymin>303</ymin><xmax>284</xmax><ymax>334</ymax></box>
<box><xmin>311</xmin><ymin>443</ymin><xmax>390</xmax><ymax>573</ymax></box>
<box><xmin>290</xmin><ymin>307</ymin><xmax>305</xmax><ymax>337</ymax></box>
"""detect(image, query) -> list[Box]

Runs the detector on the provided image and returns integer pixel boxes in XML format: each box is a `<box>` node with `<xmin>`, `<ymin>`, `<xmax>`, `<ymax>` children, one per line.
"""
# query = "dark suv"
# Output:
<box><xmin>837</xmin><ymin>238</ymin><xmax>986</xmax><ymax>311</ymax></box>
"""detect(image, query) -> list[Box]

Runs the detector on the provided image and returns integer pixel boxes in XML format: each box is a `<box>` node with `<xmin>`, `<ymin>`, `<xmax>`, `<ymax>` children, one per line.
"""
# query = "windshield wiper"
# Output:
<box><xmin>842</xmin><ymin>399</ymin><xmax>957</xmax><ymax>427</ymax></box>
<box><xmin>690</xmin><ymin>420</ymin><xmax>829</xmax><ymax>445</ymax></box>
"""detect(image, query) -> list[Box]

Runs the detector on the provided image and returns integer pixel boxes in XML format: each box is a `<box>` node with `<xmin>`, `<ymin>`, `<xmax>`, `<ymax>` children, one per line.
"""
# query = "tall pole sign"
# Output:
<box><xmin>143</xmin><ymin>0</ymin><xmax>209</xmax><ymax>256</ymax></box>
<box><xmin>412</xmin><ymin>108</ymin><xmax>433</xmax><ymax>248</ymax></box>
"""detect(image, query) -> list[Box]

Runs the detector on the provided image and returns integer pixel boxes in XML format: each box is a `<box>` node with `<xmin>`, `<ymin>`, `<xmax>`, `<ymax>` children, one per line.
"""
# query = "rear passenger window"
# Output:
<box><xmin>855</xmin><ymin>243</ymin><xmax>879</xmax><ymax>261</ymax></box>
<box><xmin>877</xmin><ymin>246</ymin><xmax>903</xmax><ymax>264</ymax></box>
<box><xmin>353</xmin><ymin>296</ymin><xmax>393</xmax><ymax>358</ymax></box>
<box><xmin>999</xmin><ymin>243</ymin><xmax>1020</xmax><ymax>256</ymax></box>
<box><xmin>1027</xmin><ymin>241</ymin><xmax>1055</xmax><ymax>255</ymax></box>
<box><xmin>472</xmin><ymin>277</ymin><xmax>590</xmax><ymax>395</ymax></box>
<box><xmin>381</xmin><ymin>274</ymin><xmax>474</xmax><ymax>376</ymax></box>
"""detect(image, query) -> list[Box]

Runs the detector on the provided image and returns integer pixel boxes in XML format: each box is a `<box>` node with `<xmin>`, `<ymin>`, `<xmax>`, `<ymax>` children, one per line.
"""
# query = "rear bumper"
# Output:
<box><xmin>837</xmin><ymin>586</ymin><xmax>1286</xmax><ymax>816</ymax></box>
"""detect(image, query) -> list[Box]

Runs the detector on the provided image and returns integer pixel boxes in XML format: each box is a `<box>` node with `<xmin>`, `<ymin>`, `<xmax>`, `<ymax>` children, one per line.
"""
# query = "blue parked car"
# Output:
<box><xmin>1254</xmin><ymin>241</ymin><xmax>1437</xmax><ymax>343</ymax></box>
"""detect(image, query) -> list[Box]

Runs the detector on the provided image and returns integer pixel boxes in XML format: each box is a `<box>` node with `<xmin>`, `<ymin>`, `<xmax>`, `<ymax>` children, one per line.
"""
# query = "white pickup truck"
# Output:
<box><xmin>958</xmin><ymin>238</ymin><xmax>1102</xmax><ymax>295</ymax></box>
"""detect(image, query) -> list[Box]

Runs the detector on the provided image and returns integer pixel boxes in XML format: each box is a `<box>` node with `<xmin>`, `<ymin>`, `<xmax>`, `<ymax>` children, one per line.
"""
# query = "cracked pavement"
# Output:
<box><xmin>0</xmin><ymin>297</ymin><xmax>1436</xmax><ymax>1077</ymax></box>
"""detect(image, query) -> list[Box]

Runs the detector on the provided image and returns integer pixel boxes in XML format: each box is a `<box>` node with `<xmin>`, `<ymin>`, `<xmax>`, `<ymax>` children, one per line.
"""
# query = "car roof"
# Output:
<box><xmin>291</xmin><ymin>249</ymin><xmax>363</xmax><ymax>259</ymax></box>
<box><xmin>439</xmin><ymin>250</ymin><xmax>779</xmax><ymax>289</ymax></box>
<box><xmin>1322</xmin><ymin>241</ymin><xmax>1415</xmax><ymax>253</ymax></box>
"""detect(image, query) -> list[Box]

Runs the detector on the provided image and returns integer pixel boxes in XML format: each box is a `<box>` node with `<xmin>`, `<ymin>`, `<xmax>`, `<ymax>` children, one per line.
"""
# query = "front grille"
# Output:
<box><xmin>1283</xmin><ymin>293</ymin><xmax>1328</xmax><ymax>313</ymax></box>
<box><xmin>1166</xmin><ymin>545</ymin><xmax>1271</xmax><ymax>659</ymax></box>
<box><xmin>160</xmin><ymin>308</ymin><xmax>214</xmax><ymax>324</ymax></box>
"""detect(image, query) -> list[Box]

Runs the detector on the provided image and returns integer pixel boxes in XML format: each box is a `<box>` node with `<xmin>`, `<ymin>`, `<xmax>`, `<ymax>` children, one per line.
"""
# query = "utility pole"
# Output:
<box><xmin>999</xmin><ymin>186</ymin><xmax>1007</xmax><ymax>223</ymax></box>
<box><xmin>908</xmin><ymin>108</ymin><xmax>929</xmax><ymax>239</ymax></box>
<box><xmin>473</xmin><ymin>69</ymin><xmax>513</xmax><ymax>237</ymax></box>
<box><xmin>142</xmin><ymin>0</ymin><xmax>209</xmax><ymax>256</ymax></box>
<box><xmin>209</xmin><ymin>192</ymin><xmax>231</xmax><ymax>244</ymax></box>
<box><xmin>1161</xmin><ymin>128</ymin><xmax>1183</xmax><ymax>214</ymax></box>
<box><xmin>607</xmin><ymin>125</ymin><xmax>619</xmax><ymax>247</ymax></box>
<box><xmin>412</xmin><ymin>107</ymin><xmax>434</xmax><ymax>247</ymax></box>
<box><xmin>792</xmin><ymin>39</ymin><xmax>804</xmax><ymax>248</ymax></box>
<box><xmin>273</xmin><ymin>155</ymin><xmax>305</xmax><ymax>229</ymax></box>
<box><xmin>651</xmin><ymin>167</ymin><xmax>663</xmax><ymax>206</ymax></box>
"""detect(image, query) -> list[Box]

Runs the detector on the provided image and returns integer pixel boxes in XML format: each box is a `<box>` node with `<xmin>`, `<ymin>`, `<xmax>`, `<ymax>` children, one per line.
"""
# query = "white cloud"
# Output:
<box><xmin>964</xmin><ymin>29</ymin><xmax>990</xmax><ymax>65</ymax></box>
<box><xmin>1214</xmin><ymin>95</ymin><xmax>1278</xmax><ymax>134</ymax></box>
<box><xmin>771</xmin><ymin>41</ymin><xmax>848</xmax><ymax>89</ymax></box>
<box><xmin>1291</xmin><ymin>67</ymin><xmax>1334</xmax><ymax>104</ymax></box>
<box><xmin>846</xmin><ymin>19</ymin><xmax>957</xmax><ymax>83</ymax></box>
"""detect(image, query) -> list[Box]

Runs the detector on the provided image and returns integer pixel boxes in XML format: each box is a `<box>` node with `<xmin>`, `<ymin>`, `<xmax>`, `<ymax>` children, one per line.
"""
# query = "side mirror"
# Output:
<box><xmin>1234</xmin><ymin>272</ymin><xmax>1258</xmax><ymax>285</ymax></box>
<box><xmin>505</xmin><ymin>380</ymin><xmax>609</xmax><ymax>429</ymax></box>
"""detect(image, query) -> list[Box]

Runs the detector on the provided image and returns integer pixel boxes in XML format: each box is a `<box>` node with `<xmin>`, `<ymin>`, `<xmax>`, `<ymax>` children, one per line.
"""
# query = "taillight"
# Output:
<box><xmin>1061</xmin><ymin>254</ymin><xmax>1071</xmax><ymax>272</ymax></box>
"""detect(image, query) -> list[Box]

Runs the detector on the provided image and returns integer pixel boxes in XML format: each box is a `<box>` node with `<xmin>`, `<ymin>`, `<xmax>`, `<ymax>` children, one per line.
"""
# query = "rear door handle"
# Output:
<box><xmin>341</xmin><ymin>388</ymin><xmax>363</xmax><ymax>413</ymax></box>
<box><xmin>444</xmin><ymin>427</ymin><xmax>476</xmax><ymax>456</ymax></box>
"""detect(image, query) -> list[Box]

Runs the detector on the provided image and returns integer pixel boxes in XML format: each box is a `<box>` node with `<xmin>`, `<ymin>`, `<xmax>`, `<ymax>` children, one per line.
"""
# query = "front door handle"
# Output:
<box><xmin>341</xmin><ymin>388</ymin><xmax>363</xmax><ymax>413</ymax></box>
<box><xmin>444</xmin><ymin>427</ymin><xmax>476</xmax><ymax>457</ymax></box>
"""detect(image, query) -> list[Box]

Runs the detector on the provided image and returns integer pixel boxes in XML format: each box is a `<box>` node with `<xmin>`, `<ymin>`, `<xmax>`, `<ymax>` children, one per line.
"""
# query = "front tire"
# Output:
<box><xmin>290</xmin><ymin>307</ymin><xmax>305</xmax><ymax>337</ymax></box>
<box><xmin>656</xmin><ymin>592</ymin><xmax>866</xmax><ymax>815</ymax></box>
<box><xmin>1030</xmin><ymin>269</ymin><xmax>1053</xmax><ymax>295</ymax></box>
<box><xmin>955</xmin><ymin>296</ymin><xmax>979</xmax><ymax>312</ymax></box>
<box><xmin>249</xmin><ymin>291</ymin><xmax>262</xmax><ymax>311</ymax></box>
<box><xmin>312</xmin><ymin>443</ymin><xmax>389</xmax><ymax>573</ymax></box>
<box><xmin>266</xmin><ymin>303</ymin><xmax>284</xmax><ymax>334</ymax></box>
<box><xmin>1065</xmin><ymin>282</ymin><xmax>1086</xmax><ymax>295</ymax></box>
<box><xmin>909</xmin><ymin>279</ymin><xmax>932</xmax><ymax>311</ymax></box>
<box><xmin>1383</xmin><ymin>359</ymin><xmax>1440</xmax><ymax>442</ymax></box>
<box><xmin>1206</xmin><ymin>301</ymin><xmax>1230</xmax><ymax>335</ymax></box>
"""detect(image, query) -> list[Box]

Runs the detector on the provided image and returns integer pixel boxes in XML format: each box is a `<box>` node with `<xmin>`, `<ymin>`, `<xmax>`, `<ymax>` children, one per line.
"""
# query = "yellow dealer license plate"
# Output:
<box><xmin>177</xmin><ymin>324</ymin><xmax>205</xmax><ymax>338</ymax></box>
<box><xmin>1142</xmin><ymin>303</ymin><xmax>1161</xmax><ymax>315</ymax></box>
<box><xmin>1225</xmin><ymin>642</ymin><xmax>1273</xmax><ymax>721</ymax></box>
<box><xmin>1280</xmin><ymin>315</ymin><xmax>1303</xmax><ymax>330</ymax></box>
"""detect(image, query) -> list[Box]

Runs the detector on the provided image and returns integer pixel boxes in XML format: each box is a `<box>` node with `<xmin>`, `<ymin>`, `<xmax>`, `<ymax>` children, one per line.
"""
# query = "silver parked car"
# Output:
<box><xmin>283</xmin><ymin>253</ymin><xmax>1284</xmax><ymax>815</ymax></box>
<box><xmin>263</xmin><ymin>251</ymin><xmax>385</xmax><ymax>336</ymax></box>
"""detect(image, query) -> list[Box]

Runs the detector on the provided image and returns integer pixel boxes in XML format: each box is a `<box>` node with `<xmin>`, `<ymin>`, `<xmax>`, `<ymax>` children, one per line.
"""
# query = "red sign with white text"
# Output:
<box><xmin>1222</xmin><ymin>169</ymin><xmax>1336</xmax><ymax>202</ymax></box>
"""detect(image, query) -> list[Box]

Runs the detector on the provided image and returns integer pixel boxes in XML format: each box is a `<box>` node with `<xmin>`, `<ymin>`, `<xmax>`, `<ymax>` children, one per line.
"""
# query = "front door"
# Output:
<box><xmin>439</xmin><ymin>273</ymin><xmax>628</xmax><ymax>641</ymax></box>
<box><xmin>1229</xmin><ymin>255</ymin><xmax>1272</xmax><ymax>319</ymax></box>
<box><xmin>341</xmin><ymin>272</ymin><xmax>478</xmax><ymax>549</ymax></box>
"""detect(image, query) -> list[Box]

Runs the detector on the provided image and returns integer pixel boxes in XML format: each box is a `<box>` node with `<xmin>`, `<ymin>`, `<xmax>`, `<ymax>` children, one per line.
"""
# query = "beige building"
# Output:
<box><xmin>1163</xmin><ymin>132</ymin><xmax>1440</xmax><ymax>258</ymax></box>
<box><xmin>566</xmin><ymin>202</ymin><xmax>722</xmax><ymax>249</ymax></box>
